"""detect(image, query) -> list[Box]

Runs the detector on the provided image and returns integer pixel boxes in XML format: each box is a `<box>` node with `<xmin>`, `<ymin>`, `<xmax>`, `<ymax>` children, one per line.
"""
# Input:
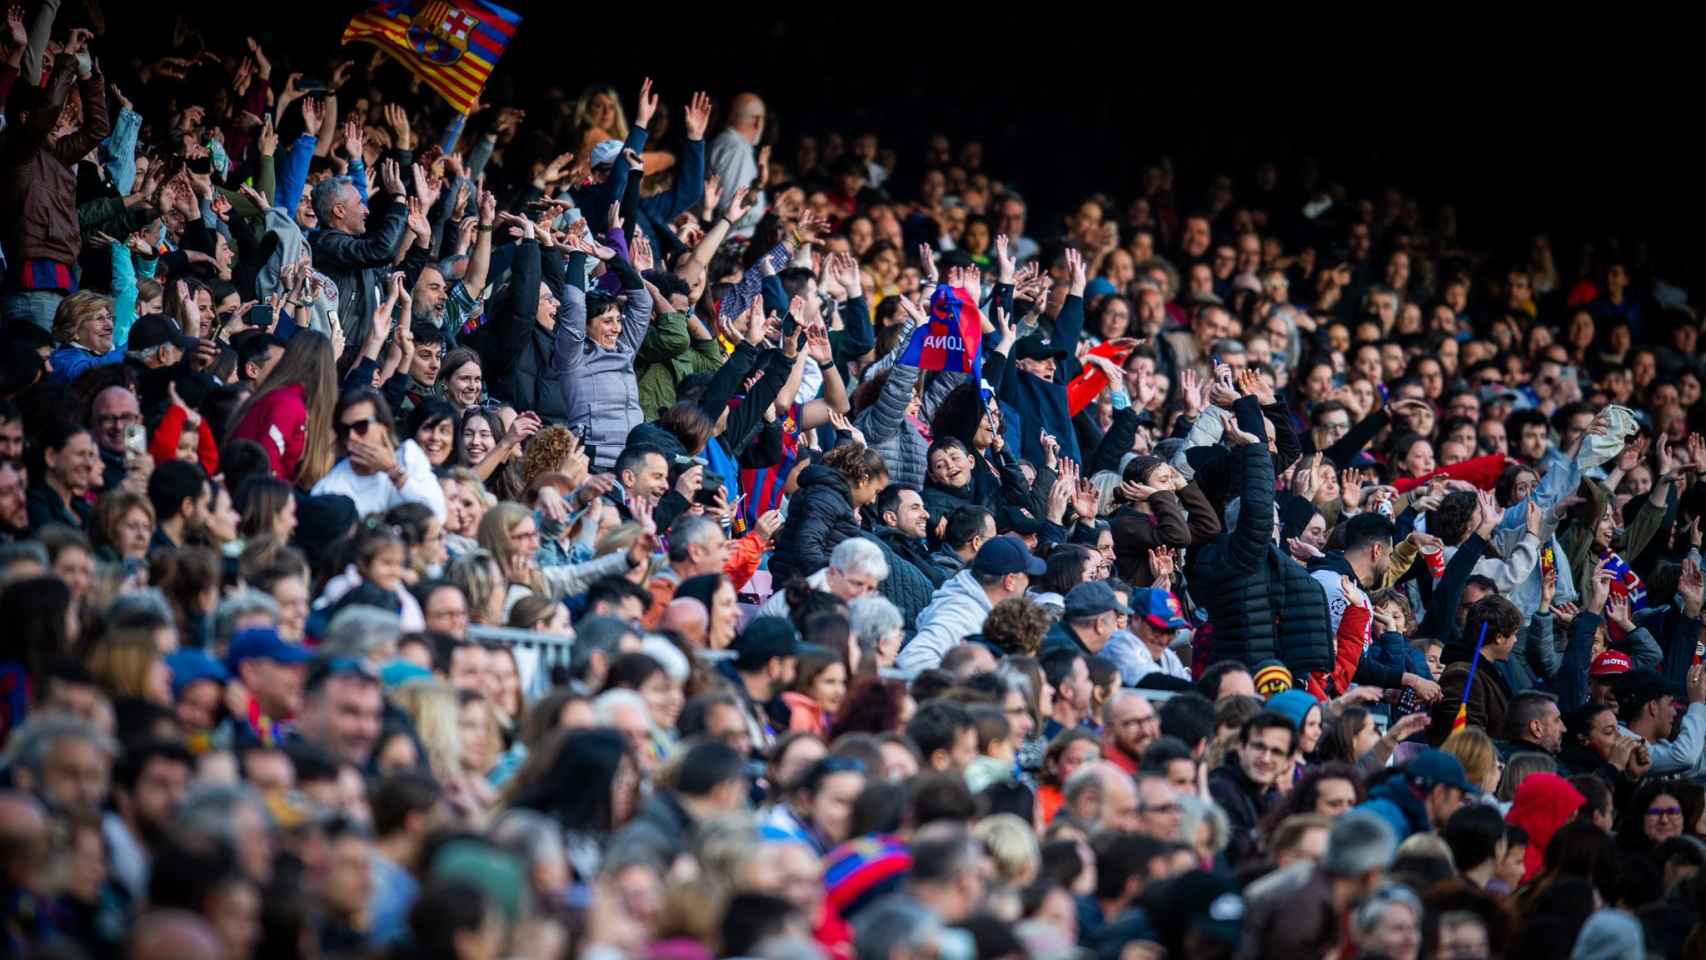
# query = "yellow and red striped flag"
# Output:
<box><xmin>1450</xmin><ymin>622</ymin><xmax>1490</xmax><ymax>734</ymax></box>
<box><xmin>341</xmin><ymin>0</ymin><xmax>519</xmax><ymax>114</ymax></box>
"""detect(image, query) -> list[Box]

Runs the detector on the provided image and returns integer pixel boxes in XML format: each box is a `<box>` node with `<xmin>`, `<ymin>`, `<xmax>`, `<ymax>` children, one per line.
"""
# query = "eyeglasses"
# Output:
<box><xmin>95</xmin><ymin>412</ymin><xmax>141</xmax><ymax>428</ymax></box>
<box><xmin>1244</xmin><ymin>742</ymin><xmax>1291</xmax><ymax>759</ymax></box>
<box><xmin>335</xmin><ymin>418</ymin><xmax>374</xmax><ymax>438</ymax></box>
<box><xmin>1647</xmin><ymin>806</ymin><xmax>1684</xmax><ymax>819</ymax></box>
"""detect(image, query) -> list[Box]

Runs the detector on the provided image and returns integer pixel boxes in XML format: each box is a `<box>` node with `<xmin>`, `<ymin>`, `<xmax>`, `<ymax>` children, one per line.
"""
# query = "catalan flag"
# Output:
<box><xmin>1451</xmin><ymin>622</ymin><xmax>1489</xmax><ymax>734</ymax></box>
<box><xmin>341</xmin><ymin>0</ymin><xmax>520</xmax><ymax>114</ymax></box>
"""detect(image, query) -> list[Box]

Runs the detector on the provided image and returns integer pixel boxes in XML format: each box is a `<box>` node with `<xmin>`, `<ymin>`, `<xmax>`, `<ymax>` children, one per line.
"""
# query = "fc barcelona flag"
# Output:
<box><xmin>342</xmin><ymin>0</ymin><xmax>520</xmax><ymax>114</ymax></box>
<box><xmin>899</xmin><ymin>284</ymin><xmax>984</xmax><ymax>386</ymax></box>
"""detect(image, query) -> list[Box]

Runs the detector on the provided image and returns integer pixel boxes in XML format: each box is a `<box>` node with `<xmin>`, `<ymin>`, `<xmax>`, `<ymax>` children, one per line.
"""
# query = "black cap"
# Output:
<box><xmin>1012</xmin><ymin>334</ymin><xmax>1068</xmax><ymax>362</ymax></box>
<box><xmin>128</xmin><ymin>313</ymin><xmax>197</xmax><ymax>353</ymax></box>
<box><xmin>735</xmin><ymin>616</ymin><xmax>799</xmax><ymax>671</ymax></box>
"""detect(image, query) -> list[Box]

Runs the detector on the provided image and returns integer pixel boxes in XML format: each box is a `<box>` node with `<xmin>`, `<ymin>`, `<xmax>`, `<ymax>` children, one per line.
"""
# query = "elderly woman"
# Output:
<box><xmin>1350</xmin><ymin>883</ymin><xmax>1423</xmax><ymax>960</ymax></box>
<box><xmin>310</xmin><ymin>387</ymin><xmax>446</xmax><ymax>521</ymax></box>
<box><xmin>554</xmin><ymin>231</ymin><xmax>652</xmax><ymax>472</ymax></box>
<box><xmin>47</xmin><ymin>292</ymin><xmax>122</xmax><ymax>383</ymax></box>
<box><xmin>848</xmin><ymin>595</ymin><xmax>903</xmax><ymax>673</ymax></box>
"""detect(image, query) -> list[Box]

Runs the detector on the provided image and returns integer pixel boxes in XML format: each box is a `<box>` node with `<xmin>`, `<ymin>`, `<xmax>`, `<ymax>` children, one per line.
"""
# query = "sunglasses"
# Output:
<box><xmin>335</xmin><ymin>418</ymin><xmax>375</xmax><ymax>438</ymax></box>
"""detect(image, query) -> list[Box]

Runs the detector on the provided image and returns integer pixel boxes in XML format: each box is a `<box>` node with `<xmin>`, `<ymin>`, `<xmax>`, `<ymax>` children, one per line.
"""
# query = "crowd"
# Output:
<box><xmin>2</xmin><ymin>6</ymin><xmax>1706</xmax><ymax>960</ymax></box>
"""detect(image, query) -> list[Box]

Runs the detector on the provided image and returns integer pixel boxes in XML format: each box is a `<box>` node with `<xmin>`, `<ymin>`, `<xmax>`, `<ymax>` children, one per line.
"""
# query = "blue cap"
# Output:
<box><xmin>1131</xmin><ymin>587</ymin><xmax>1190</xmax><ymax>630</ymax></box>
<box><xmin>1064</xmin><ymin>581</ymin><xmax>1131</xmax><ymax>619</ymax></box>
<box><xmin>380</xmin><ymin>660</ymin><xmax>434</xmax><ymax>690</ymax></box>
<box><xmin>589</xmin><ymin>139</ymin><xmax>623</xmax><ymax>167</ymax></box>
<box><xmin>1085</xmin><ymin>276</ymin><xmax>1118</xmax><ymax>299</ymax></box>
<box><xmin>1406</xmin><ymin>748</ymin><xmax>1479</xmax><ymax>795</ymax></box>
<box><xmin>165</xmin><ymin>650</ymin><xmax>229</xmax><ymax>699</ymax></box>
<box><xmin>225</xmin><ymin>626</ymin><xmax>314</xmax><ymax>673</ymax></box>
<box><xmin>972</xmin><ymin>535</ymin><xmax>1046</xmax><ymax>577</ymax></box>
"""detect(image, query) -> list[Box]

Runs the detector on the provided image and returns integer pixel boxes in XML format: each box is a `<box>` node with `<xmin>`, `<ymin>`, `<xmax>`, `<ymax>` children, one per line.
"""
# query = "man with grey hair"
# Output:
<box><xmin>307</xmin><ymin>159</ymin><xmax>409</xmax><ymax>359</ymax></box>
<box><xmin>175</xmin><ymin>783</ymin><xmax>277</xmax><ymax>884</ymax></box>
<box><xmin>666</xmin><ymin>512</ymin><xmax>729</xmax><ymax>580</ymax></box>
<box><xmin>323</xmin><ymin>605</ymin><xmax>403</xmax><ymax>666</ymax></box>
<box><xmin>595</xmin><ymin>688</ymin><xmax>655</xmax><ymax>773</ymax></box>
<box><xmin>707</xmin><ymin>92</ymin><xmax>767</xmax><ymax>238</ymax></box>
<box><xmin>1238</xmin><ymin>809</ymin><xmax>1398</xmax><ymax>960</ymax></box>
<box><xmin>212</xmin><ymin>588</ymin><xmax>281</xmax><ymax>651</ymax></box>
<box><xmin>1061</xmin><ymin>761</ymin><xmax>1141</xmax><ymax>834</ymax></box>
<box><xmin>757</xmin><ymin>536</ymin><xmax>890</xmax><ymax>619</ymax></box>
<box><xmin>5</xmin><ymin>712</ymin><xmax>118</xmax><ymax>815</ymax></box>
<box><xmin>853</xmin><ymin>896</ymin><xmax>948</xmax><ymax>960</ymax></box>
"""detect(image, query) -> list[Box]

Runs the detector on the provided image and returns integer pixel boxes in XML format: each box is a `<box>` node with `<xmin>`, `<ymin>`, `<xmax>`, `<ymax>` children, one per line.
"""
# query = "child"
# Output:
<box><xmin>148</xmin><ymin>382</ymin><xmax>220</xmax><ymax>475</ymax></box>
<box><xmin>964</xmin><ymin>704</ymin><xmax>1015</xmax><ymax>793</ymax></box>
<box><xmin>1086</xmin><ymin>655</ymin><xmax>1119</xmax><ymax>727</ymax></box>
<box><xmin>315</xmin><ymin>521</ymin><xmax>425</xmax><ymax>632</ymax></box>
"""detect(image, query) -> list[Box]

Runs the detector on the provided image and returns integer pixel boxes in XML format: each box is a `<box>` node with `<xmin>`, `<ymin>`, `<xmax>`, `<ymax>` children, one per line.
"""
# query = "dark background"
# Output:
<box><xmin>101</xmin><ymin>6</ymin><xmax>1699</xmax><ymax>291</ymax></box>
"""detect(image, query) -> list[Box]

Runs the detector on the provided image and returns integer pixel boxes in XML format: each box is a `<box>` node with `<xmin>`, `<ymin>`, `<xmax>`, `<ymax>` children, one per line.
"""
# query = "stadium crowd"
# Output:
<box><xmin>2</xmin><ymin>5</ymin><xmax>1706</xmax><ymax>960</ymax></box>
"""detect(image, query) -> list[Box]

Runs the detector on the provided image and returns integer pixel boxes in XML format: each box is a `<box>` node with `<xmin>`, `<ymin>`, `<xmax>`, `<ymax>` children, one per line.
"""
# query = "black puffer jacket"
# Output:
<box><xmin>1191</xmin><ymin>436</ymin><xmax>1333</xmax><ymax>675</ymax></box>
<box><xmin>504</xmin><ymin>238</ymin><xmax>569</xmax><ymax>423</ymax></box>
<box><xmin>876</xmin><ymin>525</ymin><xmax>949</xmax><ymax>589</ymax></box>
<box><xmin>769</xmin><ymin>465</ymin><xmax>863</xmax><ymax>584</ymax></box>
<box><xmin>920</xmin><ymin>448</ymin><xmax>1037</xmax><ymax>543</ymax></box>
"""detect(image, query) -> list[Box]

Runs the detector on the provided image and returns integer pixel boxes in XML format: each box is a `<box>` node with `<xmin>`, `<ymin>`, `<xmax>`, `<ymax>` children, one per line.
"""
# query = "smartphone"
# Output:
<box><xmin>124</xmin><ymin>424</ymin><xmax>147</xmax><ymax>457</ymax></box>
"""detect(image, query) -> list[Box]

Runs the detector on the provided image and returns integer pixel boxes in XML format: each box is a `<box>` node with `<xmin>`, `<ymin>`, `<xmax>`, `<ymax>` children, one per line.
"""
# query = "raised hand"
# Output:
<box><xmin>1474</xmin><ymin>488</ymin><xmax>1503</xmax><ymax>534</ymax></box>
<box><xmin>379</xmin><ymin>158</ymin><xmax>405</xmax><ymax>196</ymax></box>
<box><xmin>994</xmin><ymin>234</ymin><xmax>1015</xmax><ymax>284</ymax></box>
<box><xmin>634</xmin><ymin>76</ymin><xmax>659</xmax><ymax>129</ymax></box>
<box><xmin>1220</xmin><ymin>412</ymin><xmax>1261</xmax><ymax>447</ymax></box>
<box><xmin>1287</xmin><ymin>537</ymin><xmax>1324</xmax><ymax>562</ymax></box>
<box><xmin>384</xmin><ymin>102</ymin><xmax>413</xmax><ymax>151</ymax></box>
<box><xmin>6</xmin><ymin>5</ymin><xmax>25</xmax><ymax>47</ymax></box>
<box><xmin>1148</xmin><ymin>545</ymin><xmax>1176</xmax><ymax>585</ymax></box>
<box><xmin>918</xmin><ymin>243</ymin><xmax>940</xmax><ymax>284</ymax></box>
<box><xmin>1293</xmin><ymin>453</ymin><xmax>1323</xmax><ymax>499</ymax></box>
<box><xmin>630</xmin><ymin>232</ymin><xmax>654</xmax><ymax>272</ymax></box>
<box><xmin>1657</xmin><ymin>434</ymin><xmax>1676</xmax><ymax>478</ymax></box>
<box><xmin>300</xmin><ymin>96</ymin><xmax>324</xmax><ymax>136</ymax></box>
<box><xmin>1237</xmin><ymin>367</ymin><xmax>1276</xmax><ymax>405</ymax></box>
<box><xmin>1680</xmin><ymin>557</ymin><xmax>1704</xmax><ymax>619</ymax></box>
<box><xmin>1064</xmin><ymin>247</ymin><xmax>1087</xmax><ymax>294</ymax></box>
<box><xmin>755</xmin><ymin>509</ymin><xmax>784</xmax><ymax>542</ymax></box>
<box><xmin>496</xmin><ymin>211</ymin><xmax>536</xmax><ymax>241</ymax></box>
<box><xmin>804</xmin><ymin>321</ymin><xmax>833</xmax><ymax>365</ymax></box>
<box><xmin>725</xmin><ymin>185</ymin><xmax>754</xmax><ymax>223</ymax></box>
<box><xmin>1179</xmin><ymin>368</ymin><xmax>1205</xmax><ymax>417</ymax></box>
<box><xmin>1071</xmin><ymin>476</ymin><xmax>1100</xmax><ymax>521</ymax></box>
<box><xmin>1587</xmin><ymin>557</ymin><xmax>1615</xmax><ymax>613</ymax></box>
<box><xmin>683</xmin><ymin>91</ymin><xmax>712</xmax><ymax>141</ymax></box>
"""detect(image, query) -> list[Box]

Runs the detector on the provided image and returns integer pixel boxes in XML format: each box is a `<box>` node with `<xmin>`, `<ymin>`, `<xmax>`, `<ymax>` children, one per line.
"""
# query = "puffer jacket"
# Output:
<box><xmin>552</xmin><ymin>252</ymin><xmax>652</xmax><ymax>472</ymax></box>
<box><xmin>1190</xmin><ymin>429</ymin><xmax>1333</xmax><ymax>675</ymax></box>
<box><xmin>1207</xmin><ymin>759</ymin><xmax>1276</xmax><ymax>866</ymax></box>
<box><xmin>920</xmin><ymin>448</ymin><xmax>1037</xmax><ymax>542</ymax></box>
<box><xmin>500</xmin><ymin>241</ymin><xmax>567</xmax><ymax>424</ymax></box>
<box><xmin>1</xmin><ymin>62</ymin><xmax>110</xmax><ymax>270</ymax></box>
<box><xmin>768</xmin><ymin>465</ymin><xmax>863</xmax><ymax>584</ymax></box>
<box><xmin>309</xmin><ymin>188</ymin><xmax>409</xmax><ymax>362</ymax></box>
<box><xmin>899</xmin><ymin>568</ymin><xmax>995</xmax><ymax>673</ymax></box>
<box><xmin>856</xmin><ymin>361</ymin><xmax>928</xmax><ymax>493</ymax></box>
<box><xmin>875</xmin><ymin>524</ymin><xmax>947</xmax><ymax>589</ymax></box>
<box><xmin>1504</xmin><ymin>773</ymin><xmax>1585</xmax><ymax>883</ymax></box>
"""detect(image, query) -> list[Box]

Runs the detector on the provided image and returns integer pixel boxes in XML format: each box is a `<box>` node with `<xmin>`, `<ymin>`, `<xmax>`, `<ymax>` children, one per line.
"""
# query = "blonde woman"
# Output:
<box><xmin>1441</xmin><ymin>726</ymin><xmax>1502</xmax><ymax>798</ymax></box>
<box><xmin>446</xmin><ymin>549</ymin><xmax>507</xmax><ymax>627</ymax></box>
<box><xmin>441</xmin><ymin>467</ymin><xmax>494</xmax><ymax>555</ymax></box>
<box><xmin>392</xmin><ymin>680</ymin><xmax>494</xmax><ymax>818</ymax></box>
<box><xmin>87</xmin><ymin>630</ymin><xmax>172</xmax><ymax>706</ymax></box>
<box><xmin>48</xmin><ymin>291</ymin><xmax>124</xmax><ymax>384</ymax></box>
<box><xmin>459</xmin><ymin>689</ymin><xmax>503</xmax><ymax>784</ymax></box>
<box><xmin>477</xmin><ymin>502</ymin><xmax>649</xmax><ymax>616</ymax></box>
<box><xmin>973</xmin><ymin>813</ymin><xmax>1041</xmax><ymax>888</ymax></box>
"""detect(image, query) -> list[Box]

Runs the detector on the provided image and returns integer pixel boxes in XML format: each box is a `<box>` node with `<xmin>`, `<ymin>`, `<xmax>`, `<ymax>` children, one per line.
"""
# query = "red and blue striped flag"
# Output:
<box><xmin>899</xmin><ymin>285</ymin><xmax>984</xmax><ymax>386</ymax></box>
<box><xmin>342</xmin><ymin>0</ymin><xmax>520</xmax><ymax>115</ymax></box>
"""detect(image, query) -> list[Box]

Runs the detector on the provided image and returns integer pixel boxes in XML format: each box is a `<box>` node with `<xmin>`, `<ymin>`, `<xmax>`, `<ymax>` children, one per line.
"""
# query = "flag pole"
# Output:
<box><xmin>1451</xmin><ymin>622</ymin><xmax>1490</xmax><ymax>732</ymax></box>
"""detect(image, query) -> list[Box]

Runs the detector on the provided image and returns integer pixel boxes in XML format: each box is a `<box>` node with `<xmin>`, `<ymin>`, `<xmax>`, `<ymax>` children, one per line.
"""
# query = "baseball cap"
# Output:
<box><xmin>734</xmin><ymin>616</ymin><xmax>800</xmax><ymax>670</ymax></box>
<box><xmin>128</xmin><ymin>313</ymin><xmax>197</xmax><ymax>353</ymax></box>
<box><xmin>589</xmin><ymin>138</ymin><xmax>623</xmax><ymax>167</ymax></box>
<box><xmin>225</xmin><ymin>626</ymin><xmax>314</xmax><ymax>673</ymax></box>
<box><xmin>1131</xmin><ymin>587</ymin><xmax>1190</xmax><ymax>631</ymax></box>
<box><xmin>972</xmin><ymin>536</ymin><xmax>1046</xmax><ymax>577</ymax></box>
<box><xmin>1144</xmin><ymin>870</ymin><xmax>1244</xmax><ymax>951</ymax></box>
<box><xmin>1012</xmin><ymin>334</ymin><xmax>1068</xmax><ymax>362</ymax></box>
<box><xmin>1612</xmin><ymin>668</ymin><xmax>1684</xmax><ymax>712</ymax></box>
<box><xmin>1405</xmin><ymin>748</ymin><xmax>1479</xmax><ymax>795</ymax></box>
<box><xmin>165</xmin><ymin>649</ymin><xmax>229</xmax><ymax>699</ymax></box>
<box><xmin>1590</xmin><ymin>649</ymin><xmax>1634</xmax><ymax>679</ymax></box>
<box><xmin>1064</xmin><ymin>581</ymin><xmax>1131</xmax><ymax>620</ymax></box>
<box><xmin>1252</xmin><ymin>659</ymin><xmax>1293</xmax><ymax>696</ymax></box>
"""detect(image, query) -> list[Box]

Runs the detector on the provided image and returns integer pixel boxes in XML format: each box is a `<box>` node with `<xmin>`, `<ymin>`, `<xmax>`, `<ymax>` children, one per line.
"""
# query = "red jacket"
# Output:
<box><xmin>149</xmin><ymin>405</ymin><xmax>220</xmax><ymax>478</ymax></box>
<box><xmin>1308</xmin><ymin>602</ymin><xmax>1373</xmax><ymax>700</ymax></box>
<box><xmin>230</xmin><ymin>384</ymin><xmax>308</xmax><ymax>482</ymax></box>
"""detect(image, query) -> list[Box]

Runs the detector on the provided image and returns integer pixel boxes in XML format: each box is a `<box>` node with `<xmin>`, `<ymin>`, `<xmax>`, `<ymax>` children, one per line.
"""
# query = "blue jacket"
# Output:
<box><xmin>999</xmin><ymin>294</ymin><xmax>1086</xmax><ymax>466</ymax></box>
<box><xmin>1358</xmin><ymin>773</ymin><xmax>1430</xmax><ymax>843</ymax></box>
<box><xmin>636</xmin><ymin>138</ymin><xmax>704</xmax><ymax>258</ymax></box>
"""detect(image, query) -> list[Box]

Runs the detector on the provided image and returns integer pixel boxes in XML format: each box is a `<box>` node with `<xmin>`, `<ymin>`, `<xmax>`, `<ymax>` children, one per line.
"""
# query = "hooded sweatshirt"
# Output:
<box><xmin>1505</xmin><ymin>772</ymin><xmax>1586</xmax><ymax>884</ymax></box>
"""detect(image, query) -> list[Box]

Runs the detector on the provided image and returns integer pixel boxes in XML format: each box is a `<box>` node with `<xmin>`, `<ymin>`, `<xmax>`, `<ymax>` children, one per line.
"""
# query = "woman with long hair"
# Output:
<box><xmin>505</xmin><ymin>727</ymin><xmax>641</xmax><ymax>882</ymax></box>
<box><xmin>768</xmin><ymin>442</ymin><xmax>889</xmax><ymax>583</ymax></box>
<box><xmin>446</xmin><ymin>548</ymin><xmax>507</xmax><ymax>627</ymax></box>
<box><xmin>459</xmin><ymin>407</ymin><xmax>535</xmax><ymax>501</ymax></box>
<box><xmin>235</xmin><ymin>476</ymin><xmax>297</xmax><ymax>544</ymax></box>
<box><xmin>0</xmin><ymin>577</ymin><xmax>77</xmax><ymax>738</ymax></box>
<box><xmin>783</xmin><ymin>644</ymin><xmax>849</xmax><ymax>737</ymax></box>
<box><xmin>401</xmin><ymin>398</ymin><xmax>464</xmax><ymax>470</ymax></box>
<box><xmin>310</xmin><ymin>387</ymin><xmax>447</xmax><ymax>519</ymax></box>
<box><xmin>674</xmin><ymin>574</ymin><xmax>739</xmax><ymax>650</ymax></box>
<box><xmin>87</xmin><ymin>629</ymin><xmax>172</xmax><ymax>706</ymax></box>
<box><xmin>227</xmin><ymin>330</ymin><xmax>340</xmax><ymax>488</ymax></box>
<box><xmin>476</xmin><ymin>501</ymin><xmax>646</xmax><ymax>615</ymax></box>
